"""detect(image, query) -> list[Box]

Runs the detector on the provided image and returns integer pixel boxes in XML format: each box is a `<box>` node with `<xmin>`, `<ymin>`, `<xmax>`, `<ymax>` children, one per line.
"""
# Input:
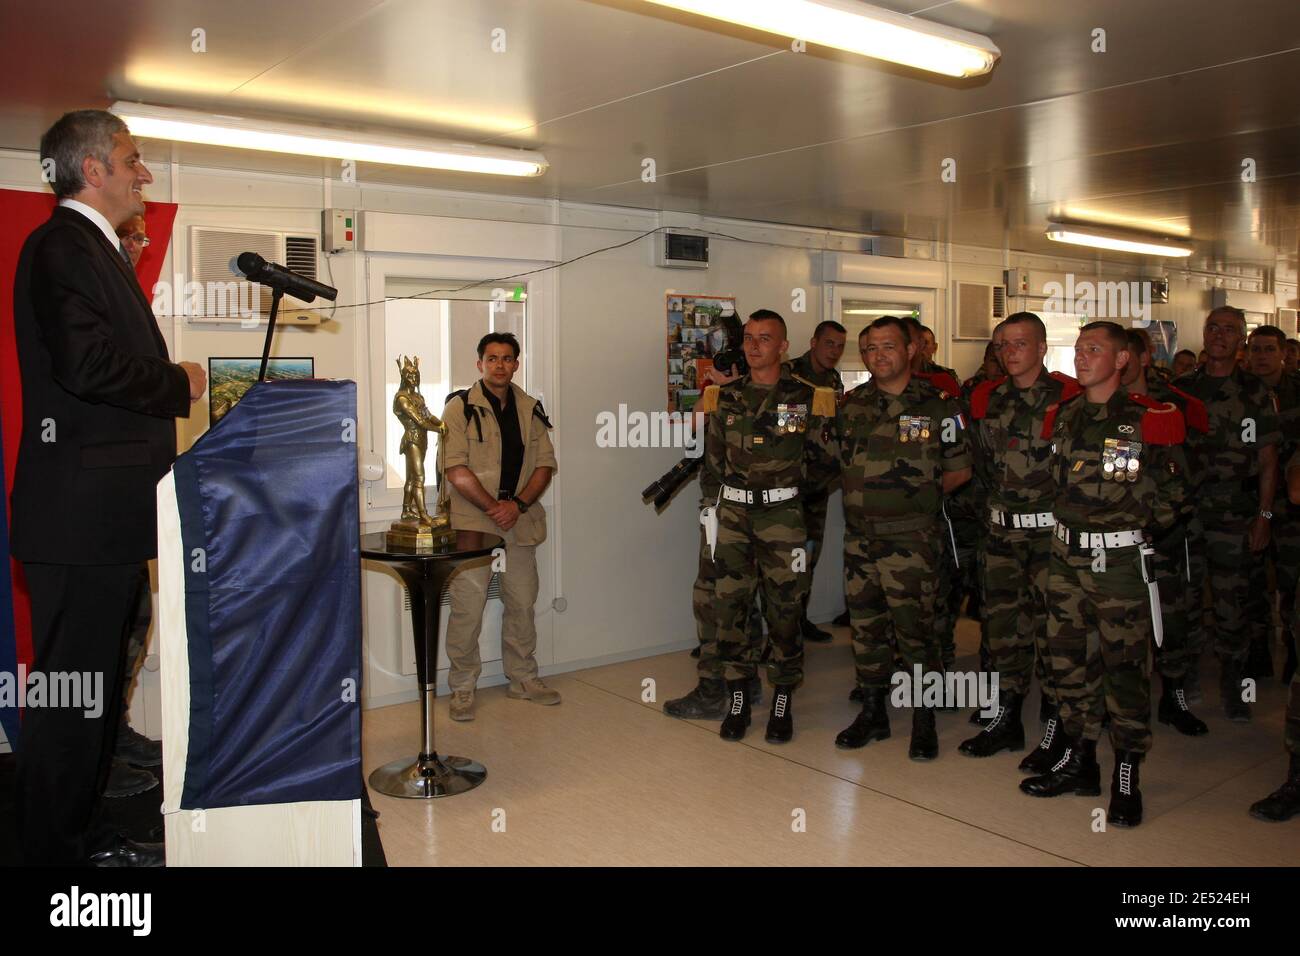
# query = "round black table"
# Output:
<box><xmin>361</xmin><ymin>530</ymin><xmax>503</xmax><ymax>798</ymax></box>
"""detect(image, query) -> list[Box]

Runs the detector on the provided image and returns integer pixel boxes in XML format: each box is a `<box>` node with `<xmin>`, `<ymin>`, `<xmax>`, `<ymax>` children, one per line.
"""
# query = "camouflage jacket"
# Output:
<box><xmin>787</xmin><ymin>350</ymin><xmax>844</xmax><ymax>397</ymax></box>
<box><xmin>1263</xmin><ymin>370</ymin><xmax>1300</xmax><ymax>511</ymax></box>
<box><xmin>839</xmin><ymin>375</ymin><xmax>971</xmax><ymax>530</ymax></box>
<box><xmin>702</xmin><ymin>365</ymin><xmax>838</xmax><ymax>498</ymax></box>
<box><xmin>1174</xmin><ymin>366</ymin><xmax>1281</xmax><ymax>510</ymax></box>
<box><xmin>1143</xmin><ymin>377</ymin><xmax>1208</xmax><ymax>523</ymax></box>
<box><xmin>971</xmin><ymin>367</ymin><xmax>1081</xmax><ymax>517</ymax></box>
<box><xmin>1045</xmin><ymin>390</ymin><xmax>1188</xmax><ymax>534</ymax></box>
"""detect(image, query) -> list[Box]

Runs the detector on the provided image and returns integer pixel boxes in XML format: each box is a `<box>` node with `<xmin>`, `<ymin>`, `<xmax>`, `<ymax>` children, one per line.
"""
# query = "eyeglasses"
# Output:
<box><xmin>120</xmin><ymin>234</ymin><xmax>150</xmax><ymax>246</ymax></box>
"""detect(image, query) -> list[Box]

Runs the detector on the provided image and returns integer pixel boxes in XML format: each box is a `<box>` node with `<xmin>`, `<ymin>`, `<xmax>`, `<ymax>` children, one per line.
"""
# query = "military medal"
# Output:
<box><xmin>898</xmin><ymin>414</ymin><xmax>911</xmax><ymax>442</ymax></box>
<box><xmin>1102</xmin><ymin>438</ymin><xmax>1119</xmax><ymax>480</ymax></box>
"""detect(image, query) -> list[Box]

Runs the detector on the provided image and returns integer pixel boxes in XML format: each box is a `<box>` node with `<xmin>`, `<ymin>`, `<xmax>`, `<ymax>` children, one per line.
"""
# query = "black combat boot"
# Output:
<box><xmin>1249</xmin><ymin>754</ymin><xmax>1300</xmax><ymax>822</ymax></box>
<box><xmin>835</xmin><ymin>687</ymin><xmax>891</xmax><ymax>749</ymax></box>
<box><xmin>909</xmin><ymin>707</ymin><xmax>939</xmax><ymax>761</ymax></box>
<box><xmin>1039</xmin><ymin>694</ymin><xmax>1054</xmax><ymax>724</ymax></box>
<box><xmin>663</xmin><ymin>677</ymin><xmax>726</xmax><ymax>719</ymax></box>
<box><xmin>689</xmin><ymin>645</ymin><xmax>701</xmax><ymax>659</ymax></box>
<box><xmin>765</xmin><ymin>684</ymin><xmax>795</xmax><ymax>743</ymax></box>
<box><xmin>958</xmin><ymin>691</ymin><xmax>1025</xmax><ymax>757</ymax></box>
<box><xmin>719</xmin><ymin>679</ymin><xmax>752</xmax><ymax>741</ymax></box>
<box><xmin>833</xmin><ymin>609</ymin><xmax>850</xmax><ymax>627</ymax></box>
<box><xmin>1108</xmin><ymin>750</ymin><xmax>1144</xmax><ymax>827</ymax></box>
<box><xmin>1220</xmin><ymin>659</ymin><xmax>1251</xmax><ymax>722</ymax></box>
<box><xmin>1020</xmin><ymin>737</ymin><xmax>1102</xmax><ymax>797</ymax></box>
<box><xmin>969</xmin><ymin>707</ymin><xmax>993</xmax><ymax>726</ymax></box>
<box><xmin>1019</xmin><ymin>706</ymin><xmax>1066</xmax><ymax>774</ymax></box>
<box><xmin>848</xmin><ymin>685</ymin><xmax>864</xmax><ymax>703</ymax></box>
<box><xmin>1158</xmin><ymin>676</ymin><xmax>1209</xmax><ymax>736</ymax></box>
<box><xmin>801</xmin><ymin>618</ymin><xmax>832</xmax><ymax>643</ymax></box>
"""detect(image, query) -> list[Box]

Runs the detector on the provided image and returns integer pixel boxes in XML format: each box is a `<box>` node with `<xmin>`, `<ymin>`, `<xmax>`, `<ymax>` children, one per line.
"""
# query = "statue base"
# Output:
<box><xmin>386</xmin><ymin>518</ymin><xmax>455</xmax><ymax>552</ymax></box>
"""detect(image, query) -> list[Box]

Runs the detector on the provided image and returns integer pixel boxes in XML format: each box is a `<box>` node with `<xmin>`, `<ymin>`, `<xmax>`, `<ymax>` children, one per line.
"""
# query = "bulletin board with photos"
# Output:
<box><xmin>666</xmin><ymin>293</ymin><xmax>736</xmax><ymax>412</ymax></box>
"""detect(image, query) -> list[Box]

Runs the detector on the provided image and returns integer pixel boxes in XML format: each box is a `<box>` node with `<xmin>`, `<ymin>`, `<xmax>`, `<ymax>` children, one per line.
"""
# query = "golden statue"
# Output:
<box><xmin>387</xmin><ymin>355</ymin><xmax>454</xmax><ymax>549</ymax></box>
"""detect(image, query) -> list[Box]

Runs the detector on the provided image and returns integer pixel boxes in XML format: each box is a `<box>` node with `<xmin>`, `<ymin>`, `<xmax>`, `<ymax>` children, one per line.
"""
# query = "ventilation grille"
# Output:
<box><xmin>403</xmin><ymin>576</ymin><xmax>503</xmax><ymax>611</ymax></box>
<box><xmin>189</xmin><ymin>227</ymin><xmax>320</xmax><ymax>322</ymax></box>
<box><xmin>954</xmin><ymin>281</ymin><xmax>1004</xmax><ymax>340</ymax></box>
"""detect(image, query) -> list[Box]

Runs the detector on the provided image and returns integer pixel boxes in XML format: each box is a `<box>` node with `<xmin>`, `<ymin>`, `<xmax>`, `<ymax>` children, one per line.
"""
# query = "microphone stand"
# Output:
<box><xmin>257</xmin><ymin>287</ymin><xmax>285</xmax><ymax>382</ymax></box>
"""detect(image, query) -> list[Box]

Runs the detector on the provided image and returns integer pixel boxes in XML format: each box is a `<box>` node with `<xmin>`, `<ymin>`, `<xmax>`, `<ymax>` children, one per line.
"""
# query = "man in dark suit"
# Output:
<box><xmin>10</xmin><ymin>110</ymin><xmax>206</xmax><ymax>866</ymax></box>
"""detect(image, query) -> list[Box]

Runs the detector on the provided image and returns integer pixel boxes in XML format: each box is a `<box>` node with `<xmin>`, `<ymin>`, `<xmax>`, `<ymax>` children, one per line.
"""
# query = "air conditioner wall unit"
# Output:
<box><xmin>188</xmin><ymin>226</ymin><xmax>324</xmax><ymax>326</ymax></box>
<box><xmin>953</xmin><ymin>281</ymin><xmax>1007</xmax><ymax>340</ymax></box>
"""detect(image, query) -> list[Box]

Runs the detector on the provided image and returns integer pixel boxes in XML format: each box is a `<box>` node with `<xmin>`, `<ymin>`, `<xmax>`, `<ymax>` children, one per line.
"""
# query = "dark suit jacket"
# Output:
<box><xmin>10</xmin><ymin>205</ymin><xmax>191</xmax><ymax>565</ymax></box>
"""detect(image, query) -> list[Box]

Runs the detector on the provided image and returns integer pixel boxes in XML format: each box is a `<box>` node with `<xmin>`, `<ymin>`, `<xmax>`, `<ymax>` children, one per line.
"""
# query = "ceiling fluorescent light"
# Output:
<box><xmin>1045</xmin><ymin>225</ymin><xmax>1194</xmax><ymax>258</ymax></box>
<box><xmin>110</xmin><ymin>102</ymin><xmax>547</xmax><ymax>177</ymax></box>
<box><xmin>644</xmin><ymin>0</ymin><xmax>1000</xmax><ymax>77</ymax></box>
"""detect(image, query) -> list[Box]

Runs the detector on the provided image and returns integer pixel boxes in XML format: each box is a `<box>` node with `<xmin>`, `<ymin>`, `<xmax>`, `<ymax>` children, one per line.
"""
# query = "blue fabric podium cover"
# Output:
<box><xmin>170</xmin><ymin>380</ymin><xmax>361</xmax><ymax>809</ymax></box>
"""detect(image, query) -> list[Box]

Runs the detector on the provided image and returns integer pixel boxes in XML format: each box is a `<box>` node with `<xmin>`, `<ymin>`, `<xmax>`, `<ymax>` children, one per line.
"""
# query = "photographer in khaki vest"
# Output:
<box><xmin>442</xmin><ymin>332</ymin><xmax>559</xmax><ymax>721</ymax></box>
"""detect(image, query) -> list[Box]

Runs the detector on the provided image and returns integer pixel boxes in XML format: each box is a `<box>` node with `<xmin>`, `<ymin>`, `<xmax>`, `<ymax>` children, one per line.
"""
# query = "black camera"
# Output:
<box><xmin>711</xmin><ymin>346</ymin><xmax>748</xmax><ymax>378</ymax></box>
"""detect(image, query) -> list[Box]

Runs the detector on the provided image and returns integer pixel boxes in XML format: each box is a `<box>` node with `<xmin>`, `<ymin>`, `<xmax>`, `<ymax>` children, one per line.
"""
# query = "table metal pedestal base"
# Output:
<box><xmin>369</xmin><ymin>752</ymin><xmax>487</xmax><ymax>799</ymax></box>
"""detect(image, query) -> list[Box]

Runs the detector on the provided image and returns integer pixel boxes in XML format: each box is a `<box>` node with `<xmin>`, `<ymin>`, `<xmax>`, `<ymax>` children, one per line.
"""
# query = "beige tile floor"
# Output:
<box><xmin>364</xmin><ymin>620</ymin><xmax>1298</xmax><ymax>866</ymax></box>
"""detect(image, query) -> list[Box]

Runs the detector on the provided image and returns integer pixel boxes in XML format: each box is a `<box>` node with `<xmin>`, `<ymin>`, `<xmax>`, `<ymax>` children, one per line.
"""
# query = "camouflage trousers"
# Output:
<box><xmin>1045</xmin><ymin>537</ymin><xmax>1154</xmax><ymax>754</ymax></box>
<box><xmin>1264</xmin><ymin>509</ymin><xmax>1300</xmax><ymax>658</ymax></box>
<box><xmin>1287</xmin><ymin>673</ymin><xmax>1300</xmax><ymax>757</ymax></box>
<box><xmin>693</xmin><ymin>520</ymin><xmax>763</xmax><ymax>678</ymax></box>
<box><xmin>1187</xmin><ymin>509</ymin><xmax>1265</xmax><ymax>664</ymax></box>
<box><xmin>714</xmin><ymin>500</ymin><xmax>809</xmax><ymax>685</ymax></box>
<box><xmin>844</xmin><ymin>526</ymin><xmax>940</xmax><ymax>689</ymax></box>
<box><xmin>982</xmin><ymin>526</ymin><xmax>1052</xmax><ymax>699</ymax></box>
<box><xmin>1152</xmin><ymin>527</ymin><xmax>1193</xmax><ymax>681</ymax></box>
<box><xmin>802</xmin><ymin>487</ymin><xmax>830</xmax><ymax>576</ymax></box>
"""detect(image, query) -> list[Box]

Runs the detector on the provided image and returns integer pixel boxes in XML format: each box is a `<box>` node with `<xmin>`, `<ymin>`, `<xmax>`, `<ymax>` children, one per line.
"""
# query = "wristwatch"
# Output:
<box><xmin>512</xmin><ymin>495</ymin><xmax>531</xmax><ymax>513</ymax></box>
<box><xmin>1259</xmin><ymin>509</ymin><xmax>1274</xmax><ymax>521</ymax></box>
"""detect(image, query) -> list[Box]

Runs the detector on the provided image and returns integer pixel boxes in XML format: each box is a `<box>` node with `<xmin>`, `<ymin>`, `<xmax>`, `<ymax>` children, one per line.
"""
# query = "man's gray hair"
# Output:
<box><xmin>40</xmin><ymin>110</ymin><xmax>128</xmax><ymax>199</ymax></box>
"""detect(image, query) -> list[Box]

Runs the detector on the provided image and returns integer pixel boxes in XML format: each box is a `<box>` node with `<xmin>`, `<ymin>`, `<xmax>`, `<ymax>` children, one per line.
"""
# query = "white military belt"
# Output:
<box><xmin>989</xmin><ymin>508</ymin><xmax>1055</xmax><ymax>530</ymax></box>
<box><xmin>1054</xmin><ymin>524</ymin><xmax>1145</xmax><ymax>550</ymax></box>
<box><xmin>722</xmin><ymin>485</ymin><xmax>800</xmax><ymax>506</ymax></box>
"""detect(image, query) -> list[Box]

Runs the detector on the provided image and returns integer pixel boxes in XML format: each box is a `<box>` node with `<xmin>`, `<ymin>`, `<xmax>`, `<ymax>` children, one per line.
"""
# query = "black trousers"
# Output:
<box><xmin>15</xmin><ymin>562</ymin><xmax>145</xmax><ymax>864</ymax></box>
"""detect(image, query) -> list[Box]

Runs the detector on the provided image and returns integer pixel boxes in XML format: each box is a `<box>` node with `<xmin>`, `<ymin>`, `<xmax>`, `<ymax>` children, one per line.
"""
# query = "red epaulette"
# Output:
<box><xmin>969</xmin><ymin>376</ymin><xmax>1006</xmax><ymax>419</ymax></box>
<box><xmin>917</xmin><ymin>369</ymin><xmax>962</xmax><ymax>396</ymax></box>
<box><xmin>1039</xmin><ymin>391</ymin><xmax>1082</xmax><ymax>439</ymax></box>
<box><xmin>1128</xmin><ymin>392</ymin><xmax>1186</xmax><ymax>445</ymax></box>
<box><xmin>1167</xmin><ymin>385</ymin><xmax>1209</xmax><ymax>433</ymax></box>
<box><xmin>1049</xmin><ymin>371</ymin><xmax>1083</xmax><ymax>402</ymax></box>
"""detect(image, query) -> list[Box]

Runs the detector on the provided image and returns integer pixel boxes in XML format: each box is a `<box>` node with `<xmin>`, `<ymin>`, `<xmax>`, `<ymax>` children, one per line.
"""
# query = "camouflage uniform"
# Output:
<box><xmin>916</xmin><ymin>364</ymin><xmax>966</xmax><ymax>669</ymax></box>
<box><xmin>786</xmin><ymin>351</ymin><xmax>844</xmax><ymax>592</ymax></box>
<box><xmin>1287</xmin><ymin>446</ymin><xmax>1300</xmax><ymax>757</ymax></box>
<box><xmin>1045</xmin><ymin>390</ymin><xmax>1188</xmax><ymax>753</ymax></box>
<box><xmin>971</xmin><ymin>368</ymin><xmax>1079</xmax><ymax>701</ymax></box>
<box><xmin>1263</xmin><ymin>372</ymin><xmax>1300</xmax><ymax>672</ymax></box>
<box><xmin>1176</xmin><ymin>368</ymin><xmax>1281</xmax><ymax>666</ymax></box>
<box><xmin>703</xmin><ymin>366</ymin><xmax>838</xmax><ymax>685</ymax></box>
<box><xmin>840</xmin><ymin>375</ymin><xmax>971</xmax><ymax>688</ymax></box>
<box><xmin>1144</xmin><ymin>378</ymin><xmax>1207</xmax><ymax>682</ymax></box>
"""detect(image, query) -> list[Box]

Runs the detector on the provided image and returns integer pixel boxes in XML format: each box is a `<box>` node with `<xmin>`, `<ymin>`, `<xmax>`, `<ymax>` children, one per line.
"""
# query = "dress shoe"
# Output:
<box><xmin>1249</xmin><ymin>754</ymin><xmax>1300</xmax><ymax>822</ymax></box>
<box><xmin>664</xmin><ymin>678</ymin><xmax>727</xmax><ymax>719</ymax></box>
<box><xmin>836</xmin><ymin>687</ymin><xmax>890</xmax><ymax>749</ymax></box>
<box><xmin>115</xmin><ymin>720</ymin><xmax>162</xmax><ymax>768</ymax></box>
<box><xmin>719</xmin><ymin>679</ymin><xmax>752</xmax><ymax>740</ymax></box>
<box><xmin>1108</xmin><ymin>750</ymin><xmax>1144</xmax><ymax>827</ymax></box>
<box><xmin>507</xmin><ymin>677</ymin><xmax>561</xmax><ymax>705</ymax></box>
<box><xmin>88</xmin><ymin>837</ymin><xmax>165</xmax><ymax>868</ymax></box>
<box><xmin>958</xmin><ymin>691</ymin><xmax>1025</xmax><ymax>757</ymax></box>
<box><xmin>832</xmin><ymin>609</ymin><xmax>850</xmax><ymax>627</ymax></box>
<box><xmin>1158</xmin><ymin>677</ymin><xmax>1208</xmax><ymax>736</ymax></box>
<box><xmin>104</xmin><ymin>758</ymin><xmax>158</xmax><ymax>799</ymax></box>
<box><xmin>1219</xmin><ymin>660</ymin><xmax>1251</xmax><ymax>722</ymax></box>
<box><xmin>1020</xmin><ymin>737</ymin><xmax>1101</xmax><ymax>797</ymax></box>
<box><xmin>765</xmin><ymin>685</ymin><xmax>795</xmax><ymax>743</ymax></box>
<box><xmin>449</xmin><ymin>690</ymin><xmax>475</xmax><ymax>722</ymax></box>
<box><xmin>801</xmin><ymin>619</ymin><xmax>832</xmax><ymax>643</ymax></box>
<box><xmin>908</xmin><ymin>707</ymin><xmax>938</xmax><ymax>761</ymax></box>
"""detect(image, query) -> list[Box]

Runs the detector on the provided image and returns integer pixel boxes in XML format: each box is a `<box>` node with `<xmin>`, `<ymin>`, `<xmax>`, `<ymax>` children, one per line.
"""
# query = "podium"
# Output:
<box><xmin>156</xmin><ymin>380</ymin><xmax>363</xmax><ymax>866</ymax></box>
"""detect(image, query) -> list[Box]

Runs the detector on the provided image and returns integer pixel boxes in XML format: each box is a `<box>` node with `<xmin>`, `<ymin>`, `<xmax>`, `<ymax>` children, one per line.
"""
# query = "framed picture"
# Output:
<box><xmin>209</xmin><ymin>356</ymin><xmax>315</xmax><ymax>424</ymax></box>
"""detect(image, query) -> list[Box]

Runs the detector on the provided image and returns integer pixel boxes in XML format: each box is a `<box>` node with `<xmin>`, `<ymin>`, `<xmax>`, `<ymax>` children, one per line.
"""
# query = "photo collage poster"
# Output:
<box><xmin>667</xmin><ymin>294</ymin><xmax>736</xmax><ymax>412</ymax></box>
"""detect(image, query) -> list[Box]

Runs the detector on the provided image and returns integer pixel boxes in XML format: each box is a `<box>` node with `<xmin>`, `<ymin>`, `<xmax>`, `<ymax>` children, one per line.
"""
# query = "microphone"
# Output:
<box><xmin>231</xmin><ymin>251</ymin><xmax>338</xmax><ymax>303</ymax></box>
